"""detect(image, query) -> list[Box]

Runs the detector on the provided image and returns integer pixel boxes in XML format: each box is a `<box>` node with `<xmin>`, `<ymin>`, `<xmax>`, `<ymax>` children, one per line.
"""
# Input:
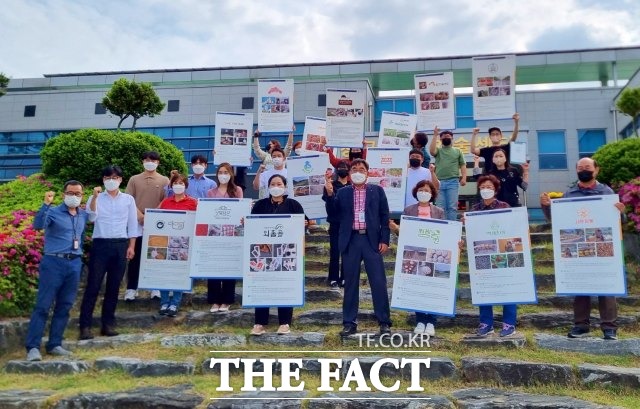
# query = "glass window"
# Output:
<box><xmin>173</xmin><ymin>127</ymin><xmax>191</xmax><ymax>138</ymax></box>
<box><xmin>152</xmin><ymin>128</ymin><xmax>172</xmax><ymax>138</ymax></box>
<box><xmin>24</xmin><ymin>105</ymin><xmax>36</xmax><ymax>117</ymax></box>
<box><xmin>538</xmin><ymin>130</ymin><xmax>567</xmax><ymax>170</ymax></box>
<box><xmin>192</xmin><ymin>126</ymin><xmax>212</xmax><ymax>137</ymax></box>
<box><xmin>578</xmin><ymin>129</ymin><xmax>606</xmax><ymax>158</ymax></box>
<box><xmin>95</xmin><ymin>103</ymin><xmax>106</xmax><ymax>115</ymax></box>
<box><xmin>394</xmin><ymin>99</ymin><xmax>415</xmax><ymax>114</ymax></box>
<box><xmin>167</xmin><ymin>100</ymin><xmax>180</xmax><ymax>112</ymax></box>
<box><xmin>171</xmin><ymin>139</ymin><xmax>190</xmax><ymax>150</ymax></box>
<box><xmin>242</xmin><ymin>97</ymin><xmax>254</xmax><ymax>110</ymax></box>
<box><xmin>189</xmin><ymin>138</ymin><xmax>211</xmax><ymax>149</ymax></box>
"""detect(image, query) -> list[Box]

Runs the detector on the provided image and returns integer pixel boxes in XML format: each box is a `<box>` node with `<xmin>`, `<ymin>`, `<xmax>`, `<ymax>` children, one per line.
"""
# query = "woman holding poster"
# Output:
<box><xmin>206</xmin><ymin>163</ymin><xmax>244</xmax><ymax>313</ymax></box>
<box><xmin>250</xmin><ymin>174</ymin><xmax>306</xmax><ymax>336</ymax></box>
<box><xmin>389</xmin><ymin>180</ymin><xmax>444</xmax><ymax>336</ymax></box>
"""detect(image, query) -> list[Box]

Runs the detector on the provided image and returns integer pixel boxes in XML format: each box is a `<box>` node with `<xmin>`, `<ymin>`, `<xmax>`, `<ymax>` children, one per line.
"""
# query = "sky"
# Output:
<box><xmin>2</xmin><ymin>0</ymin><xmax>640</xmax><ymax>79</ymax></box>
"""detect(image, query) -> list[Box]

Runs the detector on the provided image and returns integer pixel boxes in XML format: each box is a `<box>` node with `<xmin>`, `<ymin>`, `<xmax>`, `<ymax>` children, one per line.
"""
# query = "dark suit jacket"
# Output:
<box><xmin>326</xmin><ymin>184</ymin><xmax>390</xmax><ymax>253</ymax></box>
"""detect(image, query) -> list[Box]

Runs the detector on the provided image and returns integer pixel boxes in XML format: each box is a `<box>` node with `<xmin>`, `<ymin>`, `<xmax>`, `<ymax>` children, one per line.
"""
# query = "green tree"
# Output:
<box><xmin>0</xmin><ymin>72</ymin><xmax>9</xmax><ymax>97</ymax></box>
<box><xmin>616</xmin><ymin>87</ymin><xmax>640</xmax><ymax>137</ymax></box>
<box><xmin>592</xmin><ymin>137</ymin><xmax>640</xmax><ymax>187</ymax></box>
<box><xmin>102</xmin><ymin>78</ymin><xmax>165</xmax><ymax>130</ymax></box>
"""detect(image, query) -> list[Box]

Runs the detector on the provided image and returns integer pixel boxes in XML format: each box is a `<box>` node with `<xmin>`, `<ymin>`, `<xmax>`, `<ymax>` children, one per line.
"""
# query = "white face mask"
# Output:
<box><xmin>64</xmin><ymin>195</ymin><xmax>82</xmax><ymax>208</ymax></box>
<box><xmin>493</xmin><ymin>158</ymin><xmax>506</xmax><ymax>166</ymax></box>
<box><xmin>480</xmin><ymin>188</ymin><xmax>495</xmax><ymax>200</ymax></box>
<box><xmin>143</xmin><ymin>161</ymin><xmax>158</xmax><ymax>171</ymax></box>
<box><xmin>272</xmin><ymin>157</ymin><xmax>284</xmax><ymax>167</ymax></box>
<box><xmin>172</xmin><ymin>184</ymin><xmax>186</xmax><ymax>194</ymax></box>
<box><xmin>218</xmin><ymin>174</ymin><xmax>231</xmax><ymax>184</ymax></box>
<box><xmin>269</xmin><ymin>186</ymin><xmax>285</xmax><ymax>197</ymax></box>
<box><xmin>350</xmin><ymin>172</ymin><xmax>367</xmax><ymax>185</ymax></box>
<box><xmin>192</xmin><ymin>164</ymin><xmax>205</xmax><ymax>175</ymax></box>
<box><xmin>417</xmin><ymin>191</ymin><xmax>432</xmax><ymax>203</ymax></box>
<box><xmin>295</xmin><ymin>149</ymin><xmax>303</xmax><ymax>156</ymax></box>
<box><xmin>104</xmin><ymin>179</ymin><xmax>121</xmax><ymax>192</ymax></box>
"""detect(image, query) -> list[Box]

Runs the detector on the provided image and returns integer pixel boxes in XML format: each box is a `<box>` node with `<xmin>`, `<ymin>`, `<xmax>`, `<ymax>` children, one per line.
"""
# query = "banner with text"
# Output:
<box><xmin>325</xmin><ymin>89</ymin><xmax>365</xmax><ymax>147</ymax></box>
<box><xmin>286</xmin><ymin>153</ymin><xmax>331</xmax><ymax>220</ymax></box>
<box><xmin>378</xmin><ymin>111</ymin><xmax>417</xmax><ymax>148</ymax></box>
<box><xmin>302</xmin><ymin>116</ymin><xmax>328</xmax><ymax>153</ymax></box>
<box><xmin>365</xmin><ymin>147</ymin><xmax>410</xmax><ymax>213</ymax></box>
<box><xmin>414</xmin><ymin>72</ymin><xmax>455</xmax><ymax>131</ymax></box>
<box><xmin>257</xmin><ymin>79</ymin><xmax>294</xmax><ymax>132</ymax></box>
<box><xmin>472</xmin><ymin>55</ymin><xmax>516</xmax><ymax>120</ymax></box>
<box><xmin>214</xmin><ymin>112</ymin><xmax>253</xmax><ymax>167</ymax></box>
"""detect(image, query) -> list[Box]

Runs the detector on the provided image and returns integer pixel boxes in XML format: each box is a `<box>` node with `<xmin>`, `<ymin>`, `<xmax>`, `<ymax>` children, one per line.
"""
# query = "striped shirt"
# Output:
<box><xmin>353</xmin><ymin>184</ymin><xmax>367</xmax><ymax>230</ymax></box>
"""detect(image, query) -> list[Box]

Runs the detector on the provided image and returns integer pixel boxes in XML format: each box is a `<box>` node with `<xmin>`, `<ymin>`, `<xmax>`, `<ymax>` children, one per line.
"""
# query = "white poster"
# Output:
<box><xmin>139</xmin><ymin>209</ymin><xmax>195</xmax><ymax>291</ymax></box>
<box><xmin>472</xmin><ymin>55</ymin><xmax>516</xmax><ymax>120</ymax></box>
<box><xmin>391</xmin><ymin>216</ymin><xmax>462</xmax><ymax>316</ymax></box>
<box><xmin>509</xmin><ymin>141</ymin><xmax>527</xmax><ymax>164</ymax></box>
<box><xmin>414</xmin><ymin>72</ymin><xmax>455</xmax><ymax>131</ymax></box>
<box><xmin>213</xmin><ymin>112</ymin><xmax>253</xmax><ymax>167</ymax></box>
<box><xmin>302</xmin><ymin>116</ymin><xmax>328</xmax><ymax>153</ymax></box>
<box><xmin>325</xmin><ymin>89</ymin><xmax>365</xmax><ymax>147</ymax></box>
<box><xmin>464</xmin><ymin>206</ymin><xmax>537</xmax><ymax>305</ymax></box>
<box><xmin>242</xmin><ymin>215</ymin><xmax>306</xmax><ymax>307</ymax></box>
<box><xmin>190</xmin><ymin>198</ymin><xmax>252</xmax><ymax>279</ymax></box>
<box><xmin>551</xmin><ymin>195</ymin><xmax>625</xmax><ymax>296</ymax></box>
<box><xmin>257</xmin><ymin>79</ymin><xmax>294</xmax><ymax>132</ymax></box>
<box><xmin>286</xmin><ymin>153</ymin><xmax>330</xmax><ymax>220</ymax></box>
<box><xmin>378</xmin><ymin>111</ymin><xmax>417</xmax><ymax>148</ymax></box>
<box><xmin>365</xmin><ymin>147</ymin><xmax>410</xmax><ymax>213</ymax></box>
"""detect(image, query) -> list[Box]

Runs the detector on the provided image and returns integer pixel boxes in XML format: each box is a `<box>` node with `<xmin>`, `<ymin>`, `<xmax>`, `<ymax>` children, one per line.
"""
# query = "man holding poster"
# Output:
<box><xmin>470</xmin><ymin>113</ymin><xmax>521</xmax><ymax>174</ymax></box>
<box><xmin>540</xmin><ymin>157</ymin><xmax>626</xmax><ymax>340</ymax></box>
<box><xmin>429</xmin><ymin>127</ymin><xmax>466</xmax><ymax>221</ymax></box>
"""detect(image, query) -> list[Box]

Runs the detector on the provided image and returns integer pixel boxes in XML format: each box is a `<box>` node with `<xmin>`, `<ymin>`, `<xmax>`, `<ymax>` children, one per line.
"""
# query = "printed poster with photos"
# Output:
<box><xmin>286</xmin><ymin>153</ymin><xmax>330</xmax><ymax>220</ymax></box>
<box><xmin>213</xmin><ymin>112</ymin><xmax>253</xmax><ymax>167</ymax></box>
<box><xmin>391</xmin><ymin>216</ymin><xmax>462</xmax><ymax>316</ymax></box>
<box><xmin>551</xmin><ymin>195</ymin><xmax>625</xmax><ymax>296</ymax></box>
<box><xmin>325</xmin><ymin>89</ymin><xmax>365</xmax><ymax>147</ymax></box>
<box><xmin>302</xmin><ymin>116</ymin><xmax>328</xmax><ymax>153</ymax></box>
<box><xmin>138</xmin><ymin>209</ymin><xmax>196</xmax><ymax>291</ymax></box>
<box><xmin>257</xmin><ymin>79</ymin><xmax>294</xmax><ymax>132</ymax></box>
<box><xmin>464</xmin><ymin>206</ymin><xmax>536</xmax><ymax>305</ymax></box>
<box><xmin>378</xmin><ymin>111</ymin><xmax>417</xmax><ymax>148</ymax></box>
<box><xmin>242</xmin><ymin>214</ymin><xmax>306</xmax><ymax>307</ymax></box>
<box><xmin>365</xmin><ymin>147</ymin><xmax>410</xmax><ymax>213</ymax></box>
<box><xmin>190</xmin><ymin>198</ymin><xmax>252</xmax><ymax>279</ymax></box>
<box><xmin>414</xmin><ymin>72</ymin><xmax>455</xmax><ymax>131</ymax></box>
<box><xmin>472</xmin><ymin>55</ymin><xmax>516</xmax><ymax>120</ymax></box>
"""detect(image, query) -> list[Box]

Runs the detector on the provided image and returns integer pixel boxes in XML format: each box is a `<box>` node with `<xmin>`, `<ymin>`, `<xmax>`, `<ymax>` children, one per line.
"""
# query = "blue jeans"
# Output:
<box><xmin>479</xmin><ymin>304</ymin><xmax>518</xmax><ymax>327</ymax></box>
<box><xmin>436</xmin><ymin>178</ymin><xmax>460</xmax><ymax>221</ymax></box>
<box><xmin>415</xmin><ymin>312</ymin><xmax>437</xmax><ymax>325</ymax></box>
<box><xmin>25</xmin><ymin>255</ymin><xmax>82</xmax><ymax>351</ymax></box>
<box><xmin>160</xmin><ymin>290</ymin><xmax>183</xmax><ymax>307</ymax></box>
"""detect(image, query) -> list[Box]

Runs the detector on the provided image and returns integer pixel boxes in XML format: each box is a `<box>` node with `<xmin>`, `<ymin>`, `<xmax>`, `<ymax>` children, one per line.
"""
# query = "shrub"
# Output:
<box><xmin>0</xmin><ymin>174</ymin><xmax>58</xmax><ymax>217</ymax></box>
<box><xmin>619</xmin><ymin>177</ymin><xmax>640</xmax><ymax>233</ymax></box>
<box><xmin>592</xmin><ymin>138</ymin><xmax>640</xmax><ymax>187</ymax></box>
<box><xmin>40</xmin><ymin>129</ymin><xmax>187</xmax><ymax>186</ymax></box>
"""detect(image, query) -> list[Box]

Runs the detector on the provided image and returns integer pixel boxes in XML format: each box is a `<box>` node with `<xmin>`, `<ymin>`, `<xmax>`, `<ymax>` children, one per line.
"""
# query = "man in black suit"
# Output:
<box><xmin>325</xmin><ymin>159</ymin><xmax>392</xmax><ymax>336</ymax></box>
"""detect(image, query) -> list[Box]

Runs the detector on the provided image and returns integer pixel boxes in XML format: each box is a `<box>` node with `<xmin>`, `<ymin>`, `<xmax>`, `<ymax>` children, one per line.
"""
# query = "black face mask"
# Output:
<box><xmin>577</xmin><ymin>170</ymin><xmax>594</xmax><ymax>183</ymax></box>
<box><xmin>409</xmin><ymin>158</ymin><xmax>421</xmax><ymax>168</ymax></box>
<box><xmin>441</xmin><ymin>138</ymin><xmax>452</xmax><ymax>146</ymax></box>
<box><xmin>337</xmin><ymin>169</ymin><xmax>349</xmax><ymax>178</ymax></box>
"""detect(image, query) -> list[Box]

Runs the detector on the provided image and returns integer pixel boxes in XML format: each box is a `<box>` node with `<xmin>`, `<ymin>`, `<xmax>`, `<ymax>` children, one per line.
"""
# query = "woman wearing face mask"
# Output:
<box><xmin>322</xmin><ymin>159</ymin><xmax>351</xmax><ymax>289</ymax></box>
<box><xmin>252</xmin><ymin>127</ymin><xmax>295</xmax><ymax>169</ymax></box>
<box><xmin>466</xmin><ymin>175</ymin><xmax>516</xmax><ymax>337</ymax></box>
<box><xmin>249</xmin><ymin>174</ymin><xmax>306</xmax><ymax>336</ymax></box>
<box><xmin>325</xmin><ymin>146</ymin><xmax>368</xmax><ymax>168</ymax></box>
<box><xmin>156</xmin><ymin>173</ymin><xmax>198</xmax><ymax>318</ymax></box>
<box><xmin>389</xmin><ymin>180</ymin><xmax>444</xmax><ymax>336</ymax></box>
<box><xmin>206</xmin><ymin>163</ymin><xmax>243</xmax><ymax>313</ymax></box>
<box><xmin>473</xmin><ymin>149</ymin><xmax>529</xmax><ymax>207</ymax></box>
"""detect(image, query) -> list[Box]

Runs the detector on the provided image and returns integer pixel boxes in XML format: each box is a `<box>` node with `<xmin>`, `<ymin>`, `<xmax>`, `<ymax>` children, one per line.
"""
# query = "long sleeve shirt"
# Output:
<box><xmin>34</xmin><ymin>203</ymin><xmax>91</xmax><ymax>255</ymax></box>
<box><xmin>86</xmin><ymin>191</ymin><xmax>139</xmax><ymax>239</ymax></box>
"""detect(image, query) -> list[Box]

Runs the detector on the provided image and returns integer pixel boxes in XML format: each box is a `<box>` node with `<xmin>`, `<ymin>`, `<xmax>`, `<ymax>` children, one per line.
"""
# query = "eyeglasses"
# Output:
<box><xmin>104</xmin><ymin>176</ymin><xmax>120</xmax><ymax>180</ymax></box>
<box><xmin>64</xmin><ymin>192</ymin><xmax>83</xmax><ymax>197</ymax></box>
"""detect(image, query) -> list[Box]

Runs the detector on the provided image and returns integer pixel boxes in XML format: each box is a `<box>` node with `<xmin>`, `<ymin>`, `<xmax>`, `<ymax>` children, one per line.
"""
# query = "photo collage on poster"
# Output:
<box><xmin>147</xmin><ymin>235</ymin><xmax>190</xmax><ymax>261</ymax></box>
<box><xmin>417</xmin><ymin>83</ymin><xmax>450</xmax><ymax>111</ymax></box>
<box><xmin>219</xmin><ymin>128</ymin><xmax>248</xmax><ymax>146</ymax></box>
<box><xmin>559</xmin><ymin>227</ymin><xmax>614</xmax><ymax>258</ymax></box>
<box><xmin>401</xmin><ymin>245</ymin><xmax>452</xmax><ymax>279</ymax></box>
<box><xmin>367</xmin><ymin>167</ymin><xmax>403</xmax><ymax>189</ymax></box>
<box><xmin>292</xmin><ymin>174</ymin><xmax>325</xmax><ymax>197</ymax></box>
<box><xmin>249</xmin><ymin>243</ymin><xmax>297</xmax><ymax>272</ymax></box>
<box><xmin>380</xmin><ymin>128</ymin><xmax>411</xmax><ymax>147</ymax></box>
<box><xmin>476</xmin><ymin>76</ymin><xmax>511</xmax><ymax>98</ymax></box>
<box><xmin>261</xmin><ymin>96</ymin><xmax>290</xmax><ymax>114</ymax></box>
<box><xmin>327</xmin><ymin>107</ymin><xmax>364</xmax><ymax>117</ymax></box>
<box><xmin>305</xmin><ymin>133</ymin><xmax>328</xmax><ymax>152</ymax></box>
<box><xmin>194</xmin><ymin>223</ymin><xmax>244</xmax><ymax>237</ymax></box>
<box><xmin>473</xmin><ymin>237</ymin><xmax>525</xmax><ymax>270</ymax></box>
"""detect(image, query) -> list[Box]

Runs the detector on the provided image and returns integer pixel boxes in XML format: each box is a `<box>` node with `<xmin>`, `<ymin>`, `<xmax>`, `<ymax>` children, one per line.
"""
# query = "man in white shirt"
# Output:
<box><xmin>405</xmin><ymin>149</ymin><xmax>439</xmax><ymax>207</ymax></box>
<box><xmin>253</xmin><ymin>147</ymin><xmax>288</xmax><ymax>199</ymax></box>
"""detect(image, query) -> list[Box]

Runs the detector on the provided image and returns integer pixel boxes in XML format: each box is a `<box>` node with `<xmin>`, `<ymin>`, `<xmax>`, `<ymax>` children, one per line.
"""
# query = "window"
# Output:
<box><xmin>241</xmin><ymin>97</ymin><xmax>254</xmax><ymax>110</ymax></box>
<box><xmin>317</xmin><ymin>94</ymin><xmax>326</xmax><ymax>107</ymax></box>
<box><xmin>24</xmin><ymin>105</ymin><xmax>36</xmax><ymax>117</ymax></box>
<box><xmin>578</xmin><ymin>129</ymin><xmax>606</xmax><ymax>158</ymax></box>
<box><xmin>95</xmin><ymin>103</ymin><xmax>106</xmax><ymax>115</ymax></box>
<box><xmin>538</xmin><ymin>130</ymin><xmax>567</xmax><ymax>169</ymax></box>
<box><xmin>167</xmin><ymin>100</ymin><xmax>180</xmax><ymax>112</ymax></box>
<box><xmin>455</xmin><ymin>96</ymin><xmax>476</xmax><ymax>129</ymax></box>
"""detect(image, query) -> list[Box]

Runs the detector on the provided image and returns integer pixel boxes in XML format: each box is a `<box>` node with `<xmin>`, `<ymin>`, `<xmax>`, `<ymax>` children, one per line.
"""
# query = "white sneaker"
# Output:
<box><xmin>414</xmin><ymin>322</ymin><xmax>426</xmax><ymax>334</ymax></box>
<box><xmin>425</xmin><ymin>323</ymin><xmax>436</xmax><ymax>337</ymax></box>
<box><xmin>150</xmin><ymin>290</ymin><xmax>161</xmax><ymax>299</ymax></box>
<box><xmin>124</xmin><ymin>289</ymin><xmax>137</xmax><ymax>301</ymax></box>
<box><xmin>26</xmin><ymin>348</ymin><xmax>42</xmax><ymax>361</ymax></box>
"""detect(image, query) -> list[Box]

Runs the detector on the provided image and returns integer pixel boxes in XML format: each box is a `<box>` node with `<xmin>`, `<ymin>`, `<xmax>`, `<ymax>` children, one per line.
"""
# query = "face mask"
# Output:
<box><xmin>269</xmin><ymin>186</ymin><xmax>285</xmax><ymax>197</ymax></box>
<box><xmin>417</xmin><ymin>191</ymin><xmax>432</xmax><ymax>203</ymax></box>
<box><xmin>64</xmin><ymin>195</ymin><xmax>82</xmax><ymax>208</ymax></box>
<box><xmin>104</xmin><ymin>179</ymin><xmax>121</xmax><ymax>192</ymax></box>
<box><xmin>441</xmin><ymin>138</ymin><xmax>452</xmax><ymax>146</ymax></box>
<box><xmin>409</xmin><ymin>158</ymin><xmax>421</xmax><ymax>168</ymax></box>
<box><xmin>336</xmin><ymin>169</ymin><xmax>349</xmax><ymax>178</ymax></box>
<box><xmin>143</xmin><ymin>161</ymin><xmax>158</xmax><ymax>171</ymax></box>
<box><xmin>295</xmin><ymin>149</ymin><xmax>303</xmax><ymax>156</ymax></box>
<box><xmin>493</xmin><ymin>158</ymin><xmax>506</xmax><ymax>166</ymax></box>
<box><xmin>192</xmin><ymin>164</ymin><xmax>205</xmax><ymax>175</ymax></box>
<box><xmin>272</xmin><ymin>158</ymin><xmax>284</xmax><ymax>167</ymax></box>
<box><xmin>218</xmin><ymin>174</ymin><xmax>231</xmax><ymax>184</ymax></box>
<box><xmin>577</xmin><ymin>170</ymin><xmax>594</xmax><ymax>183</ymax></box>
<box><xmin>480</xmin><ymin>189</ymin><xmax>495</xmax><ymax>200</ymax></box>
<box><xmin>172</xmin><ymin>184</ymin><xmax>186</xmax><ymax>194</ymax></box>
<box><xmin>350</xmin><ymin>172</ymin><xmax>367</xmax><ymax>185</ymax></box>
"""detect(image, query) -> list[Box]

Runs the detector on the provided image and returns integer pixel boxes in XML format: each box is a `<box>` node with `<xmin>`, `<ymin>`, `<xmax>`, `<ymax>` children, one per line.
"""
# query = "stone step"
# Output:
<box><xmin>462</xmin><ymin>357</ymin><xmax>573</xmax><ymax>386</ymax></box>
<box><xmin>95</xmin><ymin>356</ymin><xmax>194</xmax><ymax>377</ymax></box>
<box><xmin>534</xmin><ymin>333</ymin><xmax>640</xmax><ymax>356</ymax></box>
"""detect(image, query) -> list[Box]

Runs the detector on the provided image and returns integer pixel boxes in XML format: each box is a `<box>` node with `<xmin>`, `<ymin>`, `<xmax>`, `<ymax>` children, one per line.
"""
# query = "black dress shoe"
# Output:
<box><xmin>78</xmin><ymin>328</ymin><xmax>94</xmax><ymax>340</ymax></box>
<box><xmin>100</xmin><ymin>326</ymin><xmax>119</xmax><ymax>337</ymax></box>
<box><xmin>379</xmin><ymin>323</ymin><xmax>391</xmax><ymax>335</ymax></box>
<box><xmin>340</xmin><ymin>324</ymin><xmax>358</xmax><ymax>337</ymax></box>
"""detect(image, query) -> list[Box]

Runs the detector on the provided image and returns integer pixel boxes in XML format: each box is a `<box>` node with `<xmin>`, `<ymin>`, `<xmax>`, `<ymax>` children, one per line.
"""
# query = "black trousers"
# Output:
<box><xmin>255</xmin><ymin>307</ymin><xmax>293</xmax><ymax>325</ymax></box>
<box><xmin>207</xmin><ymin>279</ymin><xmax>236</xmax><ymax>305</ymax></box>
<box><xmin>327</xmin><ymin>223</ymin><xmax>343</xmax><ymax>283</ymax></box>
<box><xmin>126</xmin><ymin>236</ymin><xmax>143</xmax><ymax>290</ymax></box>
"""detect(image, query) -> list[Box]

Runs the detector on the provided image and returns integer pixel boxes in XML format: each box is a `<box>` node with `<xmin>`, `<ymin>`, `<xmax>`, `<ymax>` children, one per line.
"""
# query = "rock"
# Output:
<box><xmin>461</xmin><ymin>357</ymin><xmax>573</xmax><ymax>386</ymax></box>
<box><xmin>460</xmin><ymin>333</ymin><xmax>526</xmax><ymax>348</ymax></box>
<box><xmin>0</xmin><ymin>389</ymin><xmax>53</xmax><ymax>409</ymax></box>
<box><xmin>406</xmin><ymin>309</ymin><xmax>479</xmax><ymax>328</ymax></box>
<box><xmin>305</xmin><ymin>289</ymin><xmax>342</xmax><ymax>302</ymax></box>
<box><xmin>296</xmin><ymin>309</ymin><xmax>377</xmax><ymax>326</ymax></box>
<box><xmin>248</xmin><ymin>332</ymin><xmax>325</xmax><ymax>347</ymax></box>
<box><xmin>341</xmin><ymin>356</ymin><xmax>455</xmax><ymax>381</ymax></box>
<box><xmin>457</xmin><ymin>287</ymin><xmax>471</xmax><ymax>300</ymax></box>
<box><xmin>452</xmin><ymin>387</ymin><xmax>612</xmax><ymax>408</ymax></box>
<box><xmin>519</xmin><ymin>312</ymin><xmax>639</xmax><ymax>329</ymax></box>
<box><xmin>534</xmin><ymin>333</ymin><xmax>640</xmax><ymax>356</ymax></box>
<box><xmin>340</xmin><ymin>331</ymin><xmax>444</xmax><ymax>350</ymax></box>
<box><xmin>68</xmin><ymin>312</ymin><xmax>156</xmax><ymax>329</ymax></box>
<box><xmin>0</xmin><ymin>319</ymin><xmax>29</xmax><ymax>354</ymax></box>
<box><xmin>208</xmin><ymin>391</ymin><xmax>308</xmax><ymax>409</ymax></box>
<box><xmin>578</xmin><ymin>363</ymin><xmax>640</xmax><ymax>388</ymax></box>
<box><xmin>5</xmin><ymin>360</ymin><xmax>91</xmax><ymax>375</ymax></box>
<box><xmin>185</xmin><ymin>310</ymin><xmax>275</xmax><ymax>328</ymax></box>
<box><xmin>53</xmin><ymin>385</ymin><xmax>203</xmax><ymax>409</ymax></box>
<box><xmin>160</xmin><ymin>333</ymin><xmax>246</xmax><ymax>347</ymax></box>
<box><xmin>95</xmin><ymin>356</ymin><xmax>194</xmax><ymax>377</ymax></box>
<box><xmin>308</xmin><ymin>393</ymin><xmax>454</xmax><ymax>408</ymax></box>
<box><xmin>71</xmin><ymin>333</ymin><xmax>163</xmax><ymax>350</ymax></box>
